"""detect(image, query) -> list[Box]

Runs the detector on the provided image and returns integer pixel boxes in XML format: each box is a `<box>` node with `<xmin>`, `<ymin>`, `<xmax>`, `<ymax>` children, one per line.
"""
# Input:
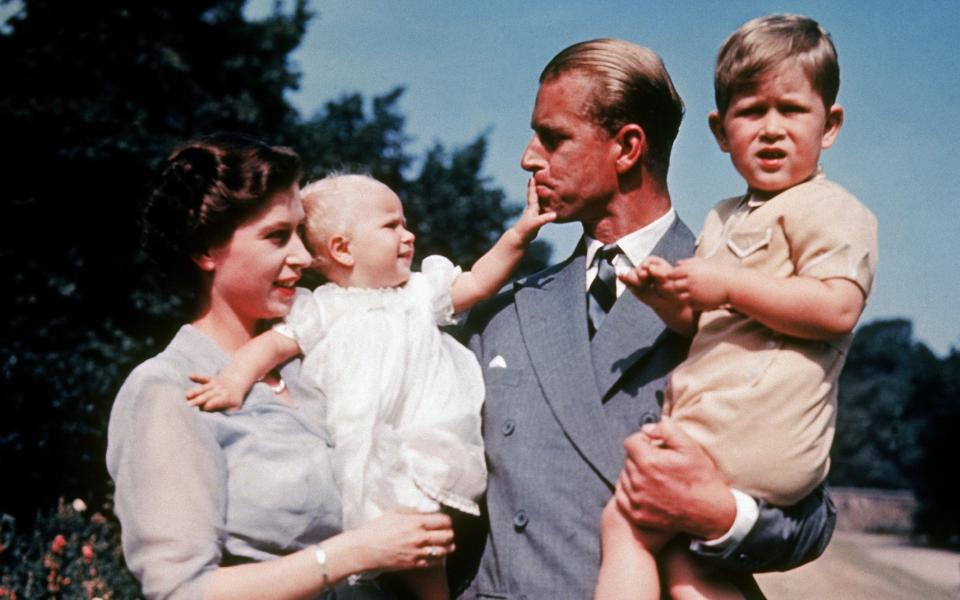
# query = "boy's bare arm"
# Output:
<box><xmin>620</xmin><ymin>256</ymin><xmax>697</xmax><ymax>337</ymax></box>
<box><xmin>668</xmin><ymin>258</ymin><xmax>865</xmax><ymax>339</ymax></box>
<box><xmin>451</xmin><ymin>179</ymin><xmax>555</xmax><ymax>313</ymax></box>
<box><xmin>187</xmin><ymin>330</ymin><xmax>302</xmax><ymax>411</ymax></box>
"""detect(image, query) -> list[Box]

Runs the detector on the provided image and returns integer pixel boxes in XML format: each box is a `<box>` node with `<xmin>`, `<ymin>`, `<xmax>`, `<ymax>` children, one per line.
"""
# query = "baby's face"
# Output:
<box><xmin>348</xmin><ymin>183</ymin><xmax>416</xmax><ymax>289</ymax></box>
<box><xmin>712</xmin><ymin>61</ymin><xmax>842</xmax><ymax>200</ymax></box>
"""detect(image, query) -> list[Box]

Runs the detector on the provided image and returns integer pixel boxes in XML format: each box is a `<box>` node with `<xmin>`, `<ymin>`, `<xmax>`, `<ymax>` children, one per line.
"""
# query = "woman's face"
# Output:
<box><xmin>203</xmin><ymin>184</ymin><xmax>311</xmax><ymax>330</ymax></box>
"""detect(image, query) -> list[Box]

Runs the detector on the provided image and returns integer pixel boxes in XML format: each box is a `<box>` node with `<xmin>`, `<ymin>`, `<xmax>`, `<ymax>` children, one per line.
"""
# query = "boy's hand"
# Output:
<box><xmin>511</xmin><ymin>178</ymin><xmax>556</xmax><ymax>244</ymax></box>
<box><xmin>619</xmin><ymin>256</ymin><xmax>695</xmax><ymax>336</ymax></box>
<box><xmin>186</xmin><ymin>374</ymin><xmax>244</xmax><ymax>412</ymax></box>
<box><xmin>669</xmin><ymin>258</ymin><xmax>736</xmax><ymax>311</ymax></box>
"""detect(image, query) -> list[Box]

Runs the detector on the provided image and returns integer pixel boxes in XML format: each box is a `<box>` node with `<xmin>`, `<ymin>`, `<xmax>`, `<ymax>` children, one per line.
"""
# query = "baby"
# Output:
<box><xmin>188</xmin><ymin>174</ymin><xmax>554</xmax><ymax>598</ymax></box>
<box><xmin>595</xmin><ymin>14</ymin><xmax>878</xmax><ymax>600</ymax></box>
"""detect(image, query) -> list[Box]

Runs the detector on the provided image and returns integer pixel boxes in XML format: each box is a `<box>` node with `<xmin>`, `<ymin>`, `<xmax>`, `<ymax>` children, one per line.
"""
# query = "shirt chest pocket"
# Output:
<box><xmin>726</xmin><ymin>228</ymin><xmax>772</xmax><ymax>261</ymax></box>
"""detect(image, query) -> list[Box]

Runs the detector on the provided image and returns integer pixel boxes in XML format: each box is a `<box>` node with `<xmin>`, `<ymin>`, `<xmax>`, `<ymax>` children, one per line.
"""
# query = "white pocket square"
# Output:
<box><xmin>488</xmin><ymin>355</ymin><xmax>507</xmax><ymax>369</ymax></box>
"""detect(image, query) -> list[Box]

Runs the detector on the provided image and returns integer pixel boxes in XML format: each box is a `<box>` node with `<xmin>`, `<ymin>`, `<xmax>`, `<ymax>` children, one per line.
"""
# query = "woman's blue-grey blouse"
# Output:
<box><xmin>106</xmin><ymin>325</ymin><xmax>343</xmax><ymax>599</ymax></box>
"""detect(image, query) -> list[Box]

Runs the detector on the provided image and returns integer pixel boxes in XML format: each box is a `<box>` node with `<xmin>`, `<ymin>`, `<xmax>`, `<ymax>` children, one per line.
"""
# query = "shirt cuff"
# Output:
<box><xmin>688</xmin><ymin>488</ymin><xmax>759</xmax><ymax>554</ymax></box>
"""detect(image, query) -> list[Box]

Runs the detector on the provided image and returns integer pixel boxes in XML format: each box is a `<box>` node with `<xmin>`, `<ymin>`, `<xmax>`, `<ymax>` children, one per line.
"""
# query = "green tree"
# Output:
<box><xmin>0</xmin><ymin>0</ymin><xmax>547</xmax><ymax>521</ymax></box>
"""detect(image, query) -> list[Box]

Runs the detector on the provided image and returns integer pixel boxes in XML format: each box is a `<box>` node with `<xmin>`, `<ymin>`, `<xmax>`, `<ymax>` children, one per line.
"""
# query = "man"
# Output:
<box><xmin>457</xmin><ymin>39</ymin><xmax>834</xmax><ymax>598</ymax></box>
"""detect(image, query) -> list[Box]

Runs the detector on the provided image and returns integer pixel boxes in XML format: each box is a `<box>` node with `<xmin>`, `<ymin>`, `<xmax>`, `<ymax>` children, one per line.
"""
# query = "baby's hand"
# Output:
<box><xmin>186</xmin><ymin>374</ymin><xmax>245</xmax><ymax>412</ymax></box>
<box><xmin>512</xmin><ymin>178</ymin><xmax>556</xmax><ymax>244</ymax></box>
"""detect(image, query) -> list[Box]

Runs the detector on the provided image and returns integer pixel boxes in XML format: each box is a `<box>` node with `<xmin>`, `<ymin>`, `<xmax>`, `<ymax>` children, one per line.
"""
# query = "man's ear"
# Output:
<box><xmin>708</xmin><ymin>111</ymin><xmax>730</xmax><ymax>153</ymax></box>
<box><xmin>614</xmin><ymin>124</ymin><xmax>645</xmax><ymax>174</ymax></box>
<box><xmin>328</xmin><ymin>234</ymin><xmax>354</xmax><ymax>267</ymax></box>
<box><xmin>821</xmin><ymin>104</ymin><xmax>844</xmax><ymax>149</ymax></box>
<box><xmin>192</xmin><ymin>250</ymin><xmax>217</xmax><ymax>272</ymax></box>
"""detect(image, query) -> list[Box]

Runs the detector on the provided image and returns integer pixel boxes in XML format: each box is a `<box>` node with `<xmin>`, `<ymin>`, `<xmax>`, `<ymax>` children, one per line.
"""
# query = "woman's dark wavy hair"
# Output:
<box><xmin>141</xmin><ymin>132</ymin><xmax>302</xmax><ymax>303</ymax></box>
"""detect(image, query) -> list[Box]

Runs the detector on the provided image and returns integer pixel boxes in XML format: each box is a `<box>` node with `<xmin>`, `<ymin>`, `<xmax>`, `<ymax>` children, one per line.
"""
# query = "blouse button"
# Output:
<box><xmin>639</xmin><ymin>412</ymin><xmax>657</xmax><ymax>427</ymax></box>
<box><xmin>502</xmin><ymin>419</ymin><xmax>516</xmax><ymax>436</ymax></box>
<box><xmin>513</xmin><ymin>510</ymin><xmax>529</xmax><ymax>531</ymax></box>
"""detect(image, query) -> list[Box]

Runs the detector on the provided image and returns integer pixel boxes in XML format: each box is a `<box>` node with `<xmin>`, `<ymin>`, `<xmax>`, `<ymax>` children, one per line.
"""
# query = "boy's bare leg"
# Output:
<box><xmin>398</xmin><ymin>564</ymin><xmax>449</xmax><ymax>600</ymax></box>
<box><xmin>594</xmin><ymin>495</ymin><xmax>673</xmax><ymax>600</ymax></box>
<box><xmin>661</xmin><ymin>540</ymin><xmax>744</xmax><ymax>600</ymax></box>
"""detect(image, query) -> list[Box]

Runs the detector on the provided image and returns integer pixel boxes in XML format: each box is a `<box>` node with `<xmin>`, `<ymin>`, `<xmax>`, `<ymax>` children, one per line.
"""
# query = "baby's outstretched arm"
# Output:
<box><xmin>186</xmin><ymin>330</ymin><xmax>301</xmax><ymax>411</ymax></box>
<box><xmin>451</xmin><ymin>178</ymin><xmax>555</xmax><ymax>312</ymax></box>
<box><xmin>619</xmin><ymin>256</ymin><xmax>697</xmax><ymax>336</ymax></box>
<box><xmin>669</xmin><ymin>258</ymin><xmax>865</xmax><ymax>339</ymax></box>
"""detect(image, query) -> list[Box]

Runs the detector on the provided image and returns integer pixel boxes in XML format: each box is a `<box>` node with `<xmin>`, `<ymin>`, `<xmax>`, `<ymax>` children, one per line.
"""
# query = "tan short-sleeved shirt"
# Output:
<box><xmin>666</xmin><ymin>174</ymin><xmax>878</xmax><ymax>505</ymax></box>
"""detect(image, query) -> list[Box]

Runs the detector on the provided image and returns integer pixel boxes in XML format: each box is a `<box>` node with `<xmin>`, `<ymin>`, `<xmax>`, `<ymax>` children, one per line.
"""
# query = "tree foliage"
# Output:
<box><xmin>0</xmin><ymin>0</ymin><xmax>548</xmax><ymax>521</ymax></box>
<box><xmin>830</xmin><ymin>319</ymin><xmax>960</xmax><ymax>547</ymax></box>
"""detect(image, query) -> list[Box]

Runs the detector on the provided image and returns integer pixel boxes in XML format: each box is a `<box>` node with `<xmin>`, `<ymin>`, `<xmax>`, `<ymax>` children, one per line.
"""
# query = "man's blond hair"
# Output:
<box><xmin>540</xmin><ymin>38</ymin><xmax>684</xmax><ymax>181</ymax></box>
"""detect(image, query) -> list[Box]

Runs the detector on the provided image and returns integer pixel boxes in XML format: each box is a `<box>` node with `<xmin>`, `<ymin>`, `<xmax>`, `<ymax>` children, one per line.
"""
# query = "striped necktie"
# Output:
<box><xmin>587</xmin><ymin>244</ymin><xmax>619</xmax><ymax>337</ymax></box>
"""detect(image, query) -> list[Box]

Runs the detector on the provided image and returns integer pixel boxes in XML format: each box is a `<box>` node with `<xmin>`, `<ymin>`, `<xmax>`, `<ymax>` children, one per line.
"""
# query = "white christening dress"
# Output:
<box><xmin>274</xmin><ymin>255</ymin><xmax>487</xmax><ymax>530</ymax></box>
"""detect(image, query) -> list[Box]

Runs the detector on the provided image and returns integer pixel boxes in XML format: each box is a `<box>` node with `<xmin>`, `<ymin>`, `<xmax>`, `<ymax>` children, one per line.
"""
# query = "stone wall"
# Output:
<box><xmin>830</xmin><ymin>486</ymin><xmax>916</xmax><ymax>533</ymax></box>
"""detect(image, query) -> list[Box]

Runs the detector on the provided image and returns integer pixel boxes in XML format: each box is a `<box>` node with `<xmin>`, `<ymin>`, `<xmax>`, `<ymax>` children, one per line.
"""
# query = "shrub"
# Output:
<box><xmin>0</xmin><ymin>498</ymin><xmax>141</xmax><ymax>599</ymax></box>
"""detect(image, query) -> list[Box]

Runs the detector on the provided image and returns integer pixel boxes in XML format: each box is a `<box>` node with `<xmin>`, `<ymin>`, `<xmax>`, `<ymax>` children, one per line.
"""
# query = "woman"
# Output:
<box><xmin>106</xmin><ymin>133</ymin><xmax>454</xmax><ymax>599</ymax></box>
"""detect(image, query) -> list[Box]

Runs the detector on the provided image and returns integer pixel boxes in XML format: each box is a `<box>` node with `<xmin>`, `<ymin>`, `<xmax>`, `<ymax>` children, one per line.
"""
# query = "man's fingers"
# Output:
<box><xmin>188</xmin><ymin>373</ymin><xmax>211</xmax><ymax>384</ymax></box>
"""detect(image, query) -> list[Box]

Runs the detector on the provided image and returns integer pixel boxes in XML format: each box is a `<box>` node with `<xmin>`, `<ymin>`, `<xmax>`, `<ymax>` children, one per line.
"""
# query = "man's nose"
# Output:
<box><xmin>520</xmin><ymin>136</ymin><xmax>544</xmax><ymax>172</ymax></box>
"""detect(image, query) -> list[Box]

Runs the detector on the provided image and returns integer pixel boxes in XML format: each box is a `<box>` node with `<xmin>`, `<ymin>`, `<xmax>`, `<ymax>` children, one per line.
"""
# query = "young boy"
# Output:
<box><xmin>595</xmin><ymin>15</ymin><xmax>878</xmax><ymax>600</ymax></box>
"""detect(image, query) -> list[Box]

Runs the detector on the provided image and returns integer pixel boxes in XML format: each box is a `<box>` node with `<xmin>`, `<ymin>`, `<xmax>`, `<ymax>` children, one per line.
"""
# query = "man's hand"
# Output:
<box><xmin>511</xmin><ymin>178</ymin><xmax>556</xmax><ymax>244</ymax></box>
<box><xmin>615</xmin><ymin>417</ymin><xmax>736</xmax><ymax>540</ymax></box>
<box><xmin>186</xmin><ymin>373</ymin><xmax>245</xmax><ymax>412</ymax></box>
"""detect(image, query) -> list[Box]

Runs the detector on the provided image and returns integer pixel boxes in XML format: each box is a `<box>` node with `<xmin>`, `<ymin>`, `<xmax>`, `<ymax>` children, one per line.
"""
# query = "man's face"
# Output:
<box><xmin>520</xmin><ymin>71</ymin><xmax>620</xmax><ymax>224</ymax></box>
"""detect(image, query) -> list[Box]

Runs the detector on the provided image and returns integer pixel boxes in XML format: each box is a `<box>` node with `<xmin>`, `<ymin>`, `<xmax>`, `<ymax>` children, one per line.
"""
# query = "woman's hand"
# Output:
<box><xmin>343</xmin><ymin>509</ymin><xmax>455</xmax><ymax>573</ymax></box>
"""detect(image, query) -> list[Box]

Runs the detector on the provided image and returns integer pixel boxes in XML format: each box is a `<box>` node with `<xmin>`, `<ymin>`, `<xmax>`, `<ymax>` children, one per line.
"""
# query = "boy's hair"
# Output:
<box><xmin>300</xmin><ymin>172</ymin><xmax>376</xmax><ymax>256</ymax></box>
<box><xmin>714</xmin><ymin>14</ymin><xmax>839</xmax><ymax>114</ymax></box>
<box><xmin>540</xmin><ymin>38</ymin><xmax>684</xmax><ymax>181</ymax></box>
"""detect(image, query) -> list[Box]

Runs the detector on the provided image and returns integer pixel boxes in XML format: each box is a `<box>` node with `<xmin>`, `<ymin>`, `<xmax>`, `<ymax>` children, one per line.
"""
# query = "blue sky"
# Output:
<box><xmin>244</xmin><ymin>0</ymin><xmax>959</xmax><ymax>354</ymax></box>
<box><xmin>7</xmin><ymin>1</ymin><xmax>957</xmax><ymax>354</ymax></box>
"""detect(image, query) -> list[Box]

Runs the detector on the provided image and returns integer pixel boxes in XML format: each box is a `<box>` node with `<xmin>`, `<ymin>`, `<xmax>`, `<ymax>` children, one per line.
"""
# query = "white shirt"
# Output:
<box><xmin>584</xmin><ymin>208</ymin><xmax>677</xmax><ymax>295</ymax></box>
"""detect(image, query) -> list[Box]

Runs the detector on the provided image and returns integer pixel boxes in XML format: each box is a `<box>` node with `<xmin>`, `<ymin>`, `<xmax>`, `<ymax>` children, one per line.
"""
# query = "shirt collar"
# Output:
<box><xmin>584</xmin><ymin>208</ymin><xmax>677</xmax><ymax>268</ymax></box>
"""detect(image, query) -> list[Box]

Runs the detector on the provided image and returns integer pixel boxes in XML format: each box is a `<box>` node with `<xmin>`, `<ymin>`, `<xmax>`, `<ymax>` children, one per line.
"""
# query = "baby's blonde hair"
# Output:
<box><xmin>300</xmin><ymin>173</ymin><xmax>378</xmax><ymax>257</ymax></box>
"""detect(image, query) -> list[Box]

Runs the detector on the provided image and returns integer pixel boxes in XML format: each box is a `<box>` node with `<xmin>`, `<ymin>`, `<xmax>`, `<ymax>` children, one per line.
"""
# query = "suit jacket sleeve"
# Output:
<box><xmin>691</xmin><ymin>484</ymin><xmax>836</xmax><ymax>573</ymax></box>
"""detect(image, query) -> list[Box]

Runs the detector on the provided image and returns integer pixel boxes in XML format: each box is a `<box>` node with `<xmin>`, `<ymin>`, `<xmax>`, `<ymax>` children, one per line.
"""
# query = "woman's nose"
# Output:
<box><xmin>520</xmin><ymin>136</ymin><xmax>545</xmax><ymax>172</ymax></box>
<box><xmin>402</xmin><ymin>227</ymin><xmax>415</xmax><ymax>244</ymax></box>
<box><xmin>288</xmin><ymin>234</ymin><xmax>312</xmax><ymax>268</ymax></box>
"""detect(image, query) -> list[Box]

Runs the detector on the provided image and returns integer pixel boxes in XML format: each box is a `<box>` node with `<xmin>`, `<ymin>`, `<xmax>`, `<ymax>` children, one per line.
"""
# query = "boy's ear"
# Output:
<box><xmin>708</xmin><ymin>111</ymin><xmax>730</xmax><ymax>153</ymax></box>
<box><xmin>613</xmin><ymin>124</ymin><xmax>645</xmax><ymax>174</ymax></box>
<box><xmin>327</xmin><ymin>234</ymin><xmax>354</xmax><ymax>268</ymax></box>
<box><xmin>821</xmin><ymin>104</ymin><xmax>844</xmax><ymax>149</ymax></box>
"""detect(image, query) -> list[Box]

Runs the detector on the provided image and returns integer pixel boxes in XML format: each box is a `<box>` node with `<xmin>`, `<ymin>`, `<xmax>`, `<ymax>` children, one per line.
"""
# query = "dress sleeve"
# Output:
<box><xmin>106</xmin><ymin>369</ymin><xmax>227</xmax><ymax>599</ymax></box>
<box><xmin>420</xmin><ymin>255</ymin><xmax>463</xmax><ymax>326</ymax></box>
<box><xmin>273</xmin><ymin>287</ymin><xmax>326</xmax><ymax>353</ymax></box>
<box><xmin>785</xmin><ymin>184</ymin><xmax>878</xmax><ymax>299</ymax></box>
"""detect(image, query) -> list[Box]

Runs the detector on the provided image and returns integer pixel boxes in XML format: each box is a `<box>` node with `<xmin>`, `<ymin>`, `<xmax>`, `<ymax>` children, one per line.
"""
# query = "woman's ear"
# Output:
<box><xmin>614</xmin><ymin>124</ymin><xmax>645</xmax><ymax>174</ymax></box>
<box><xmin>708</xmin><ymin>111</ymin><xmax>730</xmax><ymax>153</ymax></box>
<box><xmin>192</xmin><ymin>250</ymin><xmax>217</xmax><ymax>272</ymax></box>
<box><xmin>821</xmin><ymin>104</ymin><xmax>844</xmax><ymax>149</ymax></box>
<box><xmin>328</xmin><ymin>234</ymin><xmax>354</xmax><ymax>268</ymax></box>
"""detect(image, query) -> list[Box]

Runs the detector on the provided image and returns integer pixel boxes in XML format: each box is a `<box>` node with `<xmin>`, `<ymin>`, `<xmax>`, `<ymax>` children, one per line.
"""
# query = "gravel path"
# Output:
<box><xmin>755</xmin><ymin>531</ymin><xmax>959</xmax><ymax>599</ymax></box>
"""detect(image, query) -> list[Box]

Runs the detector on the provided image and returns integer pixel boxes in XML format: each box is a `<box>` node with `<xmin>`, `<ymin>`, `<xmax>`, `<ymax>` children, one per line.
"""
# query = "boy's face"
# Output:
<box><xmin>709</xmin><ymin>61</ymin><xmax>843</xmax><ymax>200</ymax></box>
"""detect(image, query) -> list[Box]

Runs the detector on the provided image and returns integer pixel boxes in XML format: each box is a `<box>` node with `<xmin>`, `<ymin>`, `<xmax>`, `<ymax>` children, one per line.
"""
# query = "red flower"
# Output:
<box><xmin>51</xmin><ymin>534</ymin><xmax>67</xmax><ymax>554</ymax></box>
<box><xmin>82</xmin><ymin>544</ymin><xmax>94</xmax><ymax>562</ymax></box>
